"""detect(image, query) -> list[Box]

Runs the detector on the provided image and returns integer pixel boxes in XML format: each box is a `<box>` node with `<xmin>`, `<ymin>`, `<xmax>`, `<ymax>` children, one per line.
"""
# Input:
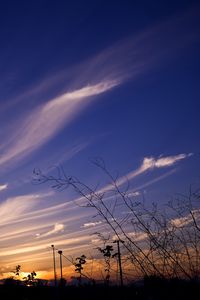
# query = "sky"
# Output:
<box><xmin>0</xmin><ymin>0</ymin><xmax>200</xmax><ymax>282</ymax></box>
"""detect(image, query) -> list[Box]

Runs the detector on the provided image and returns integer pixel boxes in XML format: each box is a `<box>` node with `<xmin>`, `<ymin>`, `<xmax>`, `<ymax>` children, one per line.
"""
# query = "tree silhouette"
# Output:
<box><xmin>98</xmin><ymin>245</ymin><xmax>114</xmax><ymax>285</ymax></box>
<box><xmin>33</xmin><ymin>160</ymin><xmax>200</xmax><ymax>281</ymax></box>
<box><xmin>75</xmin><ymin>255</ymin><xmax>86</xmax><ymax>285</ymax></box>
<box><xmin>24</xmin><ymin>271</ymin><xmax>37</xmax><ymax>286</ymax></box>
<box><xmin>15</xmin><ymin>265</ymin><xmax>21</xmax><ymax>276</ymax></box>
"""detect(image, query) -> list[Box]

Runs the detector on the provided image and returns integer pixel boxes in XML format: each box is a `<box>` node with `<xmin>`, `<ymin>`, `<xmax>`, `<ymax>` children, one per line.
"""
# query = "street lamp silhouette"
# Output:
<box><xmin>51</xmin><ymin>245</ymin><xmax>57</xmax><ymax>286</ymax></box>
<box><xmin>113</xmin><ymin>240</ymin><xmax>124</xmax><ymax>286</ymax></box>
<box><xmin>58</xmin><ymin>250</ymin><xmax>63</xmax><ymax>280</ymax></box>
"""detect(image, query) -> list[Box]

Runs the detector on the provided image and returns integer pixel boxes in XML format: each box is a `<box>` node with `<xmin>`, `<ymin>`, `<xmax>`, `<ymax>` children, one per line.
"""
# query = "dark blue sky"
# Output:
<box><xmin>0</xmin><ymin>0</ymin><xmax>199</xmax><ymax>279</ymax></box>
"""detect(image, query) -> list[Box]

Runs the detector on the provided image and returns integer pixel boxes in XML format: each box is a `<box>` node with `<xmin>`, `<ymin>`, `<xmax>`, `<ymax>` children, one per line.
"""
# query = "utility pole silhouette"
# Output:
<box><xmin>113</xmin><ymin>240</ymin><xmax>124</xmax><ymax>286</ymax></box>
<box><xmin>58</xmin><ymin>250</ymin><xmax>63</xmax><ymax>280</ymax></box>
<box><xmin>51</xmin><ymin>245</ymin><xmax>57</xmax><ymax>287</ymax></box>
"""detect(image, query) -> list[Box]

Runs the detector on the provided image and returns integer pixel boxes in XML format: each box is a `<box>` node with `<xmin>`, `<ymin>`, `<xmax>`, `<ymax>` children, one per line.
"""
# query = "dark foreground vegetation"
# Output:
<box><xmin>34</xmin><ymin>163</ymin><xmax>200</xmax><ymax>282</ymax></box>
<box><xmin>1</xmin><ymin>278</ymin><xmax>200</xmax><ymax>300</ymax></box>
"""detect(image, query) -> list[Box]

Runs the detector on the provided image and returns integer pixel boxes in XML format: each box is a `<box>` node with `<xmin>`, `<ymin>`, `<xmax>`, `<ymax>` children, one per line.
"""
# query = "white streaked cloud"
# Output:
<box><xmin>170</xmin><ymin>216</ymin><xmax>192</xmax><ymax>228</ymax></box>
<box><xmin>131</xmin><ymin>168</ymin><xmax>177</xmax><ymax>192</ymax></box>
<box><xmin>101</xmin><ymin>153</ymin><xmax>192</xmax><ymax>192</ymax></box>
<box><xmin>0</xmin><ymin>183</ymin><xmax>8</xmax><ymax>191</ymax></box>
<box><xmin>128</xmin><ymin>231</ymin><xmax>148</xmax><ymax>242</ymax></box>
<box><xmin>0</xmin><ymin>6</ymin><xmax>197</xmax><ymax>169</ymax></box>
<box><xmin>150</xmin><ymin>153</ymin><xmax>193</xmax><ymax>168</ymax></box>
<box><xmin>0</xmin><ymin>234</ymin><xmax>92</xmax><ymax>257</ymax></box>
<box><xmin>170</xmin><ymin>209</ymin><xmax>200</xmax><ymax>228</ymax></box>
<box><xmin>0</xmin><ymin>209</ymin><xmax>92</xmax><ymax>244</ymax></box>
<box><xmin>54</xmin><ymin>141</ymin><xmax>90</xmax><ymax>165</ymax></box>
<box><xmin>36</xmin><ymin>223</ymin><xmax>64</xmax><ymax>238</ymax></box>
<box><xmin>0</xmin><ymin>153</ymin><xmax>186</xmax><ymax>236</ymax></box>
<box><xmin>112</xmin><ymin>231</ymin><xmax>148</xmax><ymax>243</ymax></box>
<box><xmin>81</xmin><ymin>221</ymin><xmax>102</xmax><ymax>228</ymax></box>
<box><xmin>0</xmin><ymin>192</ymin><xmax>51</xmax><ymax>226</ymax></box>
<box><xmin>128</xmin><ymin>191</ymin><xmax>140</xmax><ymax>197</ymax></box>
<box><xmin>0</xmin><ymin>80</ymin><xmax>119</xmax><ymax>167</ymax></box>
<box><xmin>123</xmin><ymin>153</ymin><xmax>192</xmax><ymax>184</ymax></box>
<box><xmin>0</xmin><ymin>194</ymin><xmax>40</xmax><ymax>225</ymax></box>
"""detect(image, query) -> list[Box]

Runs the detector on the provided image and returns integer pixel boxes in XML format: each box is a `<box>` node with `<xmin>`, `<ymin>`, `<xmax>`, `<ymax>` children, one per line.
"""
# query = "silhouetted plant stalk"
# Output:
<box><xmin>23</xmin><ymin>271</ymin><xmax>37</xmax><ymax>286</ymax></box>
<box><xmin>97</xmin><ymin>244</ymin><xmax>114</xmax><ymax>285</ymax></box>
<box><xmin>57</xmin><ymin>250</ymin><xmax>93</xmax><ymax>284</ymax></box>
<box><xmin>33</xmin><ymin>160</ymin><xmax>200</xmax><ymax>281</ymax></box>
<box><xmin>13</xmin><ymin>265</ymin><xmax>21</xmax><ymax>277</ymax></box>
<box><xmin>74</xmin><ymin>255</ymin><xmax>86</xmax><ymax>285</ymax></box>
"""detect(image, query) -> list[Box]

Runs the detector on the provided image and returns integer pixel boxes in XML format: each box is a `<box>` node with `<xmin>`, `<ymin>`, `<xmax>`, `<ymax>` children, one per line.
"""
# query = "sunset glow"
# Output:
<box><xmin>0</xmin><ymin>1</ymin><xmax>199</xmax><ymax>285</ymax></box>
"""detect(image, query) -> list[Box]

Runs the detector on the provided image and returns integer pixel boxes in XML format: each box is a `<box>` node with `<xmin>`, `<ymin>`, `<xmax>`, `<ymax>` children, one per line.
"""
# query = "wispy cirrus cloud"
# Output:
<box><xmin>0</xmin><ymin>184</ymin><xmax>8</xmax><ymax>191</ymax></box>
<box><xmin>170</xmin><ymin>210</ymin><xmax>200</xmax><ymax>228</ymax></box>
<box><xmin>120</xmin><ymin>153</ymin><xmax>193</xmax><ymax>186</ymax></box>
<box><xmin>36</xmin><ymin>223</ymin><xmax>64</xmax><ymax>238</ymax></box>
<box><xmin>0</xmin><ymin>231</ymin><xmax>92</xmax><ymax>257</ymax></box>
<box><xmin>131</xmin><ymin>168</ymin><xmax>177</xmax><ymax>192</ymax></box>
<box><xmin>101</xmin><ymin>153</ymin><xmax>192</xmax><ymax>191</ymax></box>
<box><xmin>81</xmin><ymin>221</ymin><xmax>102</xmax><ymax>228</ymax></box>
<box><xmin>0</xmin><ymin>7</ymin><xmax>198</xmax><ymax>169</ymax></box>
<box><xmin>0</xmin><ymin>192</ymin><xmax>51</xmax><ymax>225</ymax></box>
<box><xmin>0</xmin><ymin>153</ymin><xmax>188</xmax><ymax>228</ymax></box>
<box><xmin>112</xmin><ymin>231</ymin><xmax>148</xmax><ymax>243</ymax></box>
<box><xmin>0</xmin><ymin>80</ymin><xmax>119</xmax><ymax>168</ymax></box>
<box><xmin>0</xmin><ymin>206</ymin><xmax>91</xmax><ymax>243</ymax></box>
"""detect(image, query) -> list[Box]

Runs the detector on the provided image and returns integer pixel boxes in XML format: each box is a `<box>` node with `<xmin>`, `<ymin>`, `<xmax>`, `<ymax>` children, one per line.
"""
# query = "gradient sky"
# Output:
<box><xmin>0</xmin><ymin>0</ymin><xmax>200</xmax><ymax>281</ymax></box>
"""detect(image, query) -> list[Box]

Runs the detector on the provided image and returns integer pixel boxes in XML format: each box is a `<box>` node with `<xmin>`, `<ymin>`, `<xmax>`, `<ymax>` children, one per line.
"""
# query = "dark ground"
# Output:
<box><xmin>1</xmin><ymin>279</ymin><xmax>199</xmax><ymax>300</ymax></box>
